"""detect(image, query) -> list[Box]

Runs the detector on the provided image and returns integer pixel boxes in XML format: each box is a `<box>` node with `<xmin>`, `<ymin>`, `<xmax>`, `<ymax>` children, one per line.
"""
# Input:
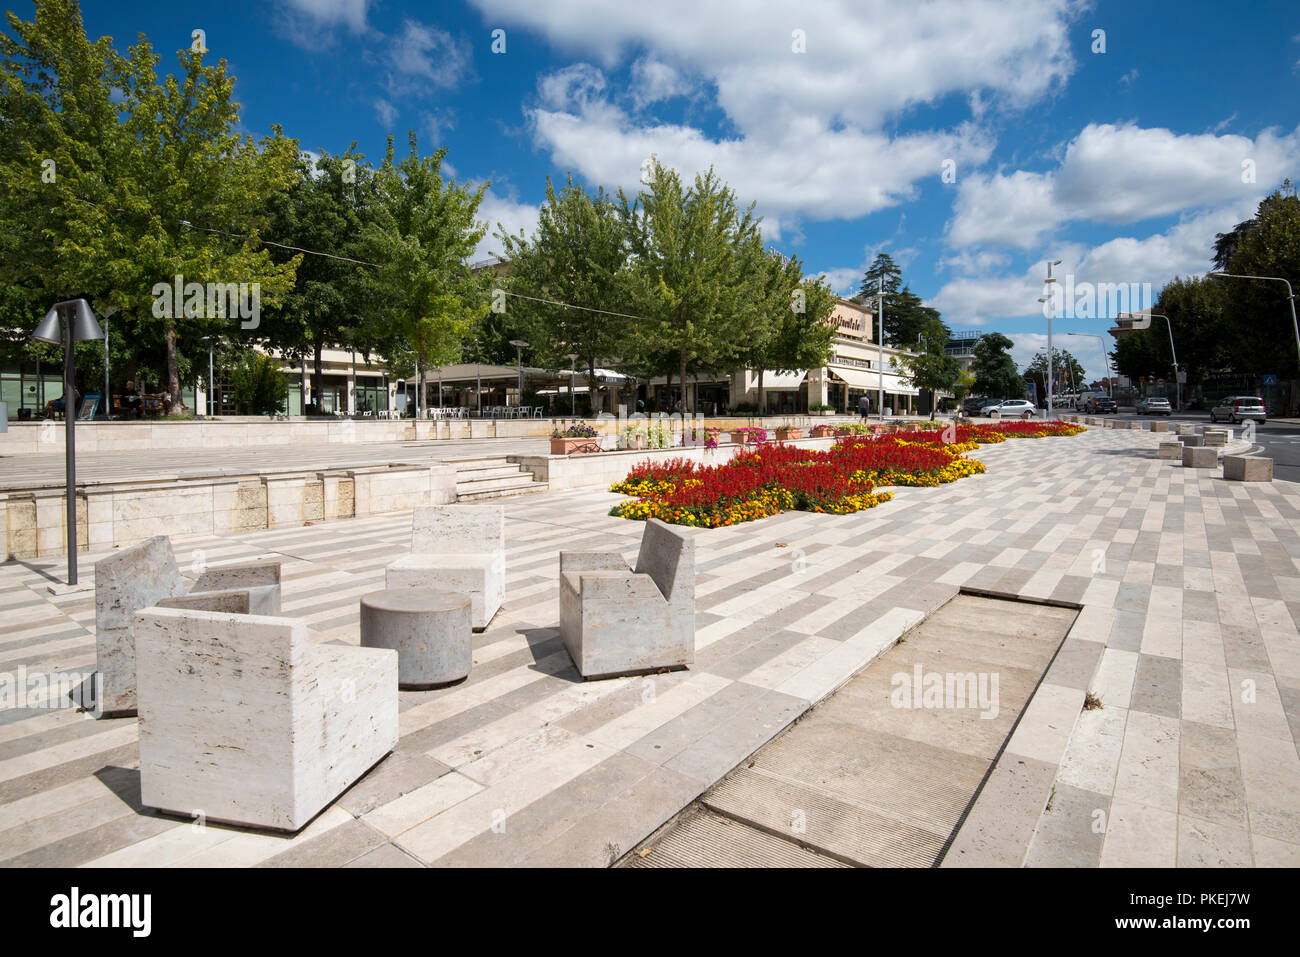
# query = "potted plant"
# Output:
<box><xmin>550</xmin><ymin>423</ymin><xmax>601</xmax><ymax>455</ymax></box>
<box><xmin>808</xmin><ymin>402</ymin><xmax>836</xmax><ymax>416</ymax></box>
<box><xmin>810</xmin><ymin>424</ymin><xmax>835</xmax><ymax>437</ymax></box>
<box><xmin>729</xmin><ymin>426</ymin><xmax>768</xmax><ymax>445</ymax></box>
<box><xmin>619</xmin><ymin>424</ymin><xmax>648</xmax><ymax>450</ymax></box>
<box><xmin>774</xmin><ymin>425</ymin><xmax>804</xmax><ymax>441</ymax></box>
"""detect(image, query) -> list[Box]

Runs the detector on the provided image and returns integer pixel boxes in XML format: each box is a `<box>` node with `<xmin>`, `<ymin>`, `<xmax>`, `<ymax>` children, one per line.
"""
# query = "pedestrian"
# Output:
<box><xmin>858</xmin><ymin>394</ymin><xmax>870</xmax><ymax>421</ymax></box>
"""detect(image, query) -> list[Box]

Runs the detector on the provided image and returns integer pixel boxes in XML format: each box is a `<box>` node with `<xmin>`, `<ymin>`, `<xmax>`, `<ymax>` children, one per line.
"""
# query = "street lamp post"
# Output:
<box><xmin>1209</xmin><ymin>270</ymin><xmax>1300</xmax><ymax>379</ymax></box>
<box><xmin>509</xmin><ymin>340</ymin><xmax>529</xmax><ymax>409</ymax></box>
<box><xmin>1066</xmin><ymin>332</ymin><xmax>1114</xmax><ymax>399</ymax></box>
<box><xmin>1037</xmin><ymin>260</ymin><xmax>1062</xmax><ymax>418</ymax></box>
<box><xmin>31</xmin><ymin>299</ymin><xmax>103</xmax><ymax>585</ymax></box>
<box><xmin>565</xmin><ymin>353</ymin><xmax>579</xmax><ymax>416</ymax></box>
<box><xmin>1119</xmin><ymin>312</ymin><xmax>1179</xmax><ymax>409</ymax></box>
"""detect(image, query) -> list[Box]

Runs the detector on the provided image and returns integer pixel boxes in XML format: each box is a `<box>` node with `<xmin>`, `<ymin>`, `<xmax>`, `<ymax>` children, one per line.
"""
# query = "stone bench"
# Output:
<box><xmin>94</xmin><ymin>537</ymin><xmax>283</xmax><ymax>717</ymax></box>
<box><xmin>559</xmin><ymin>518</ymin><xmax>695</xmax><ymax>681</ymax></box>
<box><xmin>386</xmin><ymin>505</ymin><xmax>504</xmax><ymax>630</ymax></box>
<box><xmin>1223</xmin><ymin>455</ymin><xmax>1272</xmax><ymax>482</ymax></box>
<box><xmin>1158</xmin><ymin>442</ymin><xmax>1183</xmax><ymax>460</ymax></box>
<box><xmin>133</xmin><ymin>606</ymin><xmax>397</xmax><ymax>833</ymax></box>
<box><xmin>1179</xmin><ymin>434</ymin><xmax>1204</xmax><ymax>447</ymax></box>
<box><xmin>1150</xmin><ymin>421</ymin><xmax>1170</xmax><ymax>432</ymax></box>
<box><xmin>1183</xmin><ymin>446</ymin><xmax>1217</xmax><ymax>469</ymax></box>
<box><xmin>360</xmin><ymin>588</ymin><xmax>472</xmax><ymax>688</ymax></box>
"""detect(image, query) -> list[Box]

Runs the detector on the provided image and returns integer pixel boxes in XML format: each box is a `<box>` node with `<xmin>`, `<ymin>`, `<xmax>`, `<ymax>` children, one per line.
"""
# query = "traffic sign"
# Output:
<box><xmin>1262</xmin><ymin>374</ymin><xmax>1278</xmax><ymax>386</ymax></box>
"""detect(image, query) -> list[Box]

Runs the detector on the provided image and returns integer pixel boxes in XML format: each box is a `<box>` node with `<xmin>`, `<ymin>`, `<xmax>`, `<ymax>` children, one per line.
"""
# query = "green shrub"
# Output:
<box><xmin>230</xmin><ymin>353</ymin><xmax>289</xmax><ymax>415</ymax></box>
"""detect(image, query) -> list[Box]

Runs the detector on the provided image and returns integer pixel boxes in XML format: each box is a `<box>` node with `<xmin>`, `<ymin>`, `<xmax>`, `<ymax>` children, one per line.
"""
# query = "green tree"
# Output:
<box><xmin>1218</xmin><ymin>182</ymin><xmax>1300</xmax><ymax>378</ymax></box>
<box><xmin>260</xmin><ymin>145</ymin><xmax>382</xmax><ymax>404</ymax></box>
<box><xmin>359</xmin><ymin>133</ymin><xmax>487</xmax><ymax>417</ymax></box>
<box><xmin>971</xmin><ymin>333</ymin><xmax>1025</xmax><ymax>398</ymax></box>
<box><xmin>858</xmin><ymin>252</ymin><xmax>901</xmax><ymax>302</ymax></box>
<box><xmin>229</xmin><ymin>351</ymin><xmax>289</xmax><ymax>414</ymax></box>
<box><xmin>894</xmin><ymin>318</ymin><xmax>961</xmax><ymax>419</ymax></box>
<box><xmin>496</xmin><ymin>175</ymin><xmax>633</xmax><ymax>413</ymax></box>
<box><xmin>1024</xmin><ymin>348</ymin><xmax>1086</xmax><ymax>403</ymax></box>
<box><xmin>740</xmin><ymin>252</ymin><xmax>836</xmax><ymax>410</ymax></box>
<box><xmin>886</xmin><ymin>285</ymin><xmax>948</xmax><ymax>349</ymax></box>
<box><xmin>620</xmin><ymin>166</ymin><xmax>767</xmax><ymax>414</ymax></box>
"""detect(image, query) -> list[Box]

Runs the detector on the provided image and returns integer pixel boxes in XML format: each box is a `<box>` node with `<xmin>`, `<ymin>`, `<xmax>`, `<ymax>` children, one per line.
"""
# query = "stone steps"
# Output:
<box><xmin>452</xmin><ymin>458</ymin><xmax>548</xmax><ymax>502</ymax></box>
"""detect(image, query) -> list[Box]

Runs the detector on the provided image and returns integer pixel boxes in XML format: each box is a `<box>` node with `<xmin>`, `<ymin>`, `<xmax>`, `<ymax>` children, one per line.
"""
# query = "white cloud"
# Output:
<box><xmin>629</xmin><ymin>57</ymin><xmax>692</xmax><ymax>110</ymax></box>
<box><xmin>280</xmin><ymin>0</ymin><xmax>372</xmax><ymax>31</ymax></box>
<box><xmin>945</xmin><ymin>123</ymin><xmax>1300</xmax><ymax>250</ymax></box>
<box><xmin>473</xmin><ymin>189</ymin><xmax>542</xmax><ymax>263</ymax></box>
<box><xmin>374</xmin><ymin>98</ymin><xmax>398</xmax><ymax>128</ymax></box>
<box><xmin>385</xmin><ymin>18</ymin><xmax>472</xmax><ymax>96</ymax></box>
<box><xmin>470</xmin><ymin>0</ymin><xmax>1078</xmax><ymax>132</ymax></box>
<box><xmin>531</xmin><ymin>88</ymin><xmax>994</xmax><ymax>234</ymax></box>
<box><xmin>468</xmin><ymin>0</ymin><xmax>1073</xmax><ymax>234</ymax></box>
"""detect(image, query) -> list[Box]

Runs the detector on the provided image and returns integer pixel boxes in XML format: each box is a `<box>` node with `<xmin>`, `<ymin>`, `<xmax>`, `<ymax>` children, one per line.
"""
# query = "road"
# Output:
<box><xmin>1068</xmin><ymin>409</ymin><xmax>1300</xmax><ymax>484</ymax></box>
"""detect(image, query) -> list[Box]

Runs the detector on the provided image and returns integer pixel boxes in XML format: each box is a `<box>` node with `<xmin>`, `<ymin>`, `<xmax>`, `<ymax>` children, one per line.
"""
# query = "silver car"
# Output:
<box><xmin>983</xmin><ymin>399</ymin><xmax>1038</xmax><ymax>420</ymax></box>
<box><xmin>1210</xmin><ymin>396</ymin><xmax>1266</xmax><ymax>424</ymax></box>
<box><xmin>1136</xmin><ymin>397</ymin><xmax>1172</xmax><ymax>416</ymax></box>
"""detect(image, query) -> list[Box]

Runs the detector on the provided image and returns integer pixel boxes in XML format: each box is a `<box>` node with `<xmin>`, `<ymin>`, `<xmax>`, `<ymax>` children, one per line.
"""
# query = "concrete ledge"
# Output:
<box><xmin>1223</xmin><ymin>455</ymin><xmax>1272</xmax><ymax>482</ymax></box>
<box><xmin>1</xmin><ymin>462</ymin><xmax>456</xmax><ymax>559</ymax></box>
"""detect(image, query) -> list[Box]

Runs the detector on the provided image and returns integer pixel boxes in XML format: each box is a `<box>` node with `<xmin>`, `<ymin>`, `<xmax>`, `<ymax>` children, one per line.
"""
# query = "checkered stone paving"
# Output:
<box><xmin>0</xmin><ymin>424</ymin><xmax>1297</xmax><ymax>867</ymax></box>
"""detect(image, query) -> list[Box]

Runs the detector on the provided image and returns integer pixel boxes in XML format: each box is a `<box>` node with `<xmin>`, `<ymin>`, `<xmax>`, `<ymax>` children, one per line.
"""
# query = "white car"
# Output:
<box><xmin>982</xmin><ymin>399</ymin><xmax>1038</xmax><ymax>420</ymax></box>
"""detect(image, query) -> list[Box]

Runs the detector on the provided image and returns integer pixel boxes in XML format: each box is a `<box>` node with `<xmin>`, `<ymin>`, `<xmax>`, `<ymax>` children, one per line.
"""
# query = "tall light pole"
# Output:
<box><xmin>1066</xmin><ymin>332</ymin><xmax>1113</xmax><ymax>399</ymax></box>
<box><xmin>509</xmin><ymin>339</ymin><xmax>529</xmax><ymax>408</ymax></box>
<box><xmin>31</xmin><ymin>299</ymin><xmax>103</xmax><ymax>585</ymax></box>
<box><xmin>1209</xmin><ymin>271</ymin><xmax>1300</xmax><ymax>378</ymax></box>
<box><xmin>1118</xmin><ymin>312</ymin><xmax>1179</xmax><ymax>409</ymax></box>
<box><xmin>1038</xmin><ymin>259</ymin><xmax>1062</xmax><ymax>417</ymax></box>
<box><xmin>566</xmin><ymin>353</ymin><xmax>579</xmax><ymax>416</ymax></box>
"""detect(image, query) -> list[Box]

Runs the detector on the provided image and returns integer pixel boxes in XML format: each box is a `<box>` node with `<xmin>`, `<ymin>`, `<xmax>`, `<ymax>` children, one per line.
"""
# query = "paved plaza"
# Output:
<box><xmin>1</xmin><ymin>425</ymin><xmax>1298</xmax><ymax>867</ymax></box>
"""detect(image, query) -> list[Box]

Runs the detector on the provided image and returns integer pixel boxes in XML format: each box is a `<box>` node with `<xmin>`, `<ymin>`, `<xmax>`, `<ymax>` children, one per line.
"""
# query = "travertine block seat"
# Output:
<box><xmin>133</xmin><ymin>606</ymin><xmax>398</xmax><ymax>833</ymax></box>
<box><xmin>360</xmin><ymin>588</ymin><xmax>472</xmax><ymax>688</ymax></box>
<box><xmin>1183</xmin><ymin>446</ymin><xmax>1217</xmax><ymax>468</ymax></box>
<box><xmin>94</xmin><ymin>541</ymin><xmax>283</xmax><ymax>718</ymax></box>
<box><xmin>386</xmin><ymin>505</ymin><xmax>504</xmax><ymax>630</ymax></box>
<box><xmin>94</xmin><ymin>536</ymin><xmax>186</xmax><ymax>717</ymax></box>
<box><xmin>192</xmin><ymin>560</ymin><xmax>282</xmax><ymax>614</ymax></box>
<box><xmin>559</xmin><ymin>518</ymin><xmax>695</xmax><ymax>681</ymax></box>
<box><xmin>1223</xmin><ymin>455</ymin><xmax>1272</xmax><ymax>482</ymax></box>
<box><xmin>1158</xmin><ymin>442</ymin><xmax>1183</xmax><ymax>460</ymax></box>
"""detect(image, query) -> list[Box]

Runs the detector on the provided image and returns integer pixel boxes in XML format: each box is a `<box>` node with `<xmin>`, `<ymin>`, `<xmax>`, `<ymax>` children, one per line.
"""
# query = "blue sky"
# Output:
<box><xmin>70</xmin><ymin>0</ymin><xmax>1300</xmax><ymax>381</ymax></box>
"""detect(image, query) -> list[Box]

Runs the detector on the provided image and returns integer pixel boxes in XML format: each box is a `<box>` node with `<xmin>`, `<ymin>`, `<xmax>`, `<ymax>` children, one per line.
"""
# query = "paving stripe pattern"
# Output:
<box><xmin>0</xmin><ymin>425</ymin><xmax>1297</xmax><ymax>867</ymax></box>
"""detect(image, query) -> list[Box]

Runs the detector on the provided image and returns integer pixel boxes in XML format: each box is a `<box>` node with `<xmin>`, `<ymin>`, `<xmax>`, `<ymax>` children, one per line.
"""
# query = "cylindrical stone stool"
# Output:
<box><xmin>360</xmin><ymin>589</ymin><xmax>472</xmax><ymax>689</ymax></box>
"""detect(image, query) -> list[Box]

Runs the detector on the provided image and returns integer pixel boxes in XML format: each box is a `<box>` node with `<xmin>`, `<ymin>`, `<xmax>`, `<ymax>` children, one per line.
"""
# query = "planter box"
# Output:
<box><xmin>774</xmin><ymin>428</ymin><xmax>804</xmax><ymax>441</ymax></box>
<box><xmin>728</xmin><ymin>431</ymin><xmax>763</xmax><ymax>445</ymax></box>
<box><xmin>810</xmin><ymin>426</ymin><xmax>835</xmax><ymax>438</ymax></box>
<box><xmin>550</xmin><ymin>436</ymin><xmax>602</xmax><ymax>455</ymax></box>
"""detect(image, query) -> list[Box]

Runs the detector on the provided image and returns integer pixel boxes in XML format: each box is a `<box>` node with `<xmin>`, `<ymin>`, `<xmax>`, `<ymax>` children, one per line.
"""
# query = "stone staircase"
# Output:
<box><xmin>450</xmin><ymin>457</ymin><xmax>548</xmax><ymax>502</ymax></box>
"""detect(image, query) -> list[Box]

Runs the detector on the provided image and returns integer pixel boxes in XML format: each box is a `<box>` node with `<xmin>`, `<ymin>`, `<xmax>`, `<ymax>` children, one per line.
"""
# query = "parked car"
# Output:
<box><xmin>1082</xmin><ymin>395</ymin><xmax>1118</xmax><ymax>414</ymax></box>
<box><xmin>983</xmin><ymin>399</ymin><xmax>1038</xmax><ymax>420</ymax></box>
<box><xmin>1136</xmin><ymin>397</ymin><xmax>1173</xmax><ymax>416</ymax></box>
<box><xmin>962</xmin><ymin>396</ymin><xmax>991</xmax><ymax>416</ymax></box>
<box><xmin>1210</xmin><ymin>396</ymin><xmax>1267</xmax><ymax>424</ymax></box>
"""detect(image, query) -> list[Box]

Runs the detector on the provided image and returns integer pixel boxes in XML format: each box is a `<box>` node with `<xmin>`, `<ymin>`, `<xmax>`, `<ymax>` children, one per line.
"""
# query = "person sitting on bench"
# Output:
<box><xmin>122</xmin><ymin>381</ymin><xmax>142</xmax><ymax>418</ymax></box>
<box><xmin>43</xmin><ymin>388</ymin><xmax>81</xmax><ymax>419</ymax></box>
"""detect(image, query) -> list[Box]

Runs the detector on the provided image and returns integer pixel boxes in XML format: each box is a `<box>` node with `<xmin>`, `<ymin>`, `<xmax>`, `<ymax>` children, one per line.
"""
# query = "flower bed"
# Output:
<box><xmin>609</xmin><ymin>420</ymin><xmax>1084</xmax><ymax>528</ymax></box>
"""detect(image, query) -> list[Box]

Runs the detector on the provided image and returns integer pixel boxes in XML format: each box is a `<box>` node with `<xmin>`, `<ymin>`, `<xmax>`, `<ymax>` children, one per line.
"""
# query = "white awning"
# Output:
<box><xmin>828</xmin><ymin>366</ymin><xmax>918</xmax><ymax>395</ymax></box>
<box><xmin>757</xmin><ymin>371</ymin><xmax>807</xmax><ymax>390</ymax></box>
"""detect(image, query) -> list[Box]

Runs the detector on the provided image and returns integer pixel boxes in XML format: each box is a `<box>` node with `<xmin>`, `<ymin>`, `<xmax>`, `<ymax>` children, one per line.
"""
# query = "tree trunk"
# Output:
<box><xmin>679</xmin><ymin>348</ymin><xmax>688</xmax><ymax>415</ymax></box>
<box><xmin>585</xmin><ymin>365</ymin><xmax>600</xmax><ymax>415</ymax></box>
<box><xmin>312</xmin><ymin>341</ymin><xmax>323</xmax><ymax>408</ymax></box>
<box><xmin>756</xmin><ymin>368</ymin><xmax>765</xmax><ymax>417</ymax></box>
<box><xmin>664</xmin><ymin>369</ymin><xmax>672</xmax><ymax>413</ymax></box>
<box><xmin>164</xmin><ymin>318</ymin><xmax>181</xmax><ymax>415</ymax></box>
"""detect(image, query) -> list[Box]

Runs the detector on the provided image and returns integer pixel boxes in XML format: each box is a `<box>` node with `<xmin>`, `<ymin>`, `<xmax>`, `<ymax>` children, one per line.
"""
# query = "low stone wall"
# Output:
<box><xmin>1</xmin><ymin>463</ymin><xmax>456</xmax><ymax>560</ymax></box>
<box><xmin>0</xmin><ymin>413</ymin><xmax>870</xmax><ymax>456</ymax></box>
